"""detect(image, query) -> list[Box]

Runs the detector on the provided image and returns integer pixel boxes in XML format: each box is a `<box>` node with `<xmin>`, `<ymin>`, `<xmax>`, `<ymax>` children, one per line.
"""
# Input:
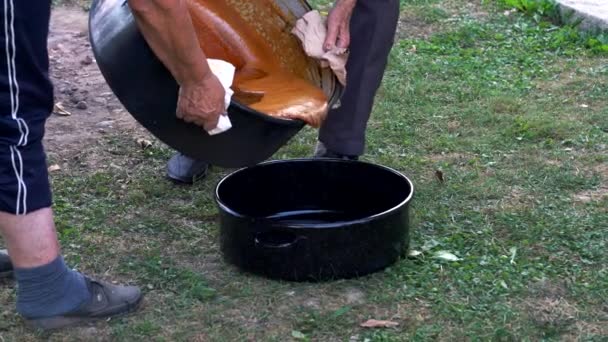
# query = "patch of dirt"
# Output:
<box><xmin>397</xmin><ymin>0</ymin><xmax>488</xmax><ymax>40</ymax></box>
<box><xmin>528</xmin><ymin>279</ymin><xmax>570</xmax><ymax>299</ymax></box>
<box><xmin>525</xmin><ymin>298</ymin><xmax>579</xmax><ymax>329</ymax></box>
<box><xmin>426</xmin><ymin>152</ymin><xmax>472</xmax><ymax>164</ymax></box>
<box><xmin>45</xmin><ymin>7</ymin><xmax>151</xmax><ymax>168</ymax></box>
<box><xmin>447</xmin><ymin>120</ymin><xmax>461</xmax><ymax>133</ymax></box>
<box><xmin>573</xmin><ymin>163</ymin><xmax>608</xmax><ymax>203</ymax></box>
<box><xmin>397</xmin><ymin>14</ymin><xmax>441</xmax><ymax>40</ymax></box>
<box><xmin>533</xmin><ymin>61</ymin><xmax>608</xmax><ymax>116</ymax></box>
<box><xmin>344</xmin><ymin>287</ymin><xmax>366</xmax><ymax>305</ymax></box>
<box><xmin>519</xmin><ymin>279</ymin><xmax>606</xmax><ymax>336</ymax></box>
<box><xmin>489</xmin><ymin>96</ymin><xmax>523</xmax><ymax>115</ymax></box>
<box><xmin>574</xmin><ymin>186</ymin><xmax>608</xmax><ymax>203</ymax></box>
<box><xmin>571</xmin><ymin>321</ymin><xmax>608</xmax><ymax>339</ymax></box>
<box><xmin>522</xmin><ymin>283</ymin><xmax>578</xmax><ymax>333</ymax></box>
<box><xmin>498</xmin><ymin>186</ymin><xmax>537</xmax><ymax>210</ymax></box>
<box><xmin>595</xmin><ymin>163</ymin><xmax>608</xmax><ymax>177</ymax></box>
<box><xmin>545</xmin><ymin>159</ymin><xmax>564</xmax><ymax>167</ymax></box>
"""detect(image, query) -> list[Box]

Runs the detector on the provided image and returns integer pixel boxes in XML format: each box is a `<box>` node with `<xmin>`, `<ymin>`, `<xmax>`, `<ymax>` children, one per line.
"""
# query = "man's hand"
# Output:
<box><xmin>129</xmin><ymin>0</ymin><xmax>226</xmax><ymax>131</ymax></box>
<box><xmin>324</xmin><ymin>0</ymin><xmax>357</xmax><ymax>52</ymax></box>
<box><xmin>177</xmin><ymin>74</ymin><xmax>226</xmax><ymax>132</ymax></box>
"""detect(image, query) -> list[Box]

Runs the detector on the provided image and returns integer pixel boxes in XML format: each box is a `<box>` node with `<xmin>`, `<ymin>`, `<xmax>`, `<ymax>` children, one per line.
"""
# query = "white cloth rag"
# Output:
<box><xmin>291</xmin><ymin>10</ymin><xmax>349</xmax><ymax>86</ymax></box>
<box><xmin>206</xmin><ymin>59</ymin><xmax>235</xmax><ymax>136</ymax></box>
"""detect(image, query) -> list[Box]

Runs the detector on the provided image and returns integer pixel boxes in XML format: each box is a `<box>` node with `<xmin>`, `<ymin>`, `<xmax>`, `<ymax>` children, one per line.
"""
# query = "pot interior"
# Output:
<box><xmin>216</xmin><ymin>159</ymin><xmax>413</xmax><ymax>225</ymax></box>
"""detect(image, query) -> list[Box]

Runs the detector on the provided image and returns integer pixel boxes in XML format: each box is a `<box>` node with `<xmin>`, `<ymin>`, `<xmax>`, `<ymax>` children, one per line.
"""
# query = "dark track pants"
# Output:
<box><xmin>0</xmin><ymin>0</ymin><xmax>53</xmax><ymax>215</ymax></box>
<box><xmin>319</xmin><ymin>0</ymin><xmax>400</xmax><ymax>156</ymax></box>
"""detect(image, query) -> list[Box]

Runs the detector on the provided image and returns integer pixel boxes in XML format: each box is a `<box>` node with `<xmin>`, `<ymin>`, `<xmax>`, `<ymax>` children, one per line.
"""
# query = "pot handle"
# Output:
<box><xmin>254</xmin><ymin>230</ymin><xmax>306</xmax><ymax>250</ymax></box>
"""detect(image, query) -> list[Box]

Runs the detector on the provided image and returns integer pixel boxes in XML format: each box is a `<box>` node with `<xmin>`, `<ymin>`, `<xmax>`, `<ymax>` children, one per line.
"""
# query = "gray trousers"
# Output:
<box><xmin>319</xmin><ymin>0</ymin><xmax>400</xmax><ymax>156</ymax></box>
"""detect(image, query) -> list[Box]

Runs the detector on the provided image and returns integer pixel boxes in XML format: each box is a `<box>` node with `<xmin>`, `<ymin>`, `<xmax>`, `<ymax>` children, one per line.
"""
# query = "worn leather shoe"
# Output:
<box><xmin>166</xmin><ymin>152</ymin><xmax>209</xmax><ymax>185</ymax></box>
<box><xmin>313</xmin><ymin>141</ymin><xmax>359</xmax><ymax>161</ymax></box>
<box><xmin>0</xmin><ymin>249</ymin><xmax>12</xmax><ymax>279</ymax></box>
<box><xmin>25</xmin><ymin>276</ymin><xmax>143</xmax><ymax>331</ymax></box>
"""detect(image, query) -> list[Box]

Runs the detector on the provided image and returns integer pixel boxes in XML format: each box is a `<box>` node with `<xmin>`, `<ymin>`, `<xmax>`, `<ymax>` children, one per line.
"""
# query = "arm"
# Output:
<box><xmin>324</xmin><ymin>0</ymin><xmax>357</xmax><ymax>51</ymax></box>
<box><xmin>128</xmin><ymin>0</ymin><xmax>225</xmax><ymax>131</ymax></box>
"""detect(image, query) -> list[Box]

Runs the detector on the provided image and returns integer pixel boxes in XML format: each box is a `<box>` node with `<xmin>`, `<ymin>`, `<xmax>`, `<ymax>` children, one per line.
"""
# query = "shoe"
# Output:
<box><xmin>313</xmin><ymin>141</ymin><xmax>359</xmax><ymax>161</ymax></box>
<box><xmin>166</xmin><ymin>152</ymin><xmax>209</xmax><ymax>185</ymax></box>
<box><xmin>25</xmin><ymin>276</ymin><xmax>143</xmax><ymax>331</ymax></box>
<box><xmin>0</xmin><ymin>249</ymin><xmax>13</xmax><ymax>279</ymax></box>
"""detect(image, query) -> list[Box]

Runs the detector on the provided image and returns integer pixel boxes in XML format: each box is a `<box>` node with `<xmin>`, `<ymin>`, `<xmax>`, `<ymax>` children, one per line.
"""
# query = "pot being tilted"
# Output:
<box><xmin>88</xmin><ymin>0</ymin><xmax>343</xmax><ymax>168</ymax></box>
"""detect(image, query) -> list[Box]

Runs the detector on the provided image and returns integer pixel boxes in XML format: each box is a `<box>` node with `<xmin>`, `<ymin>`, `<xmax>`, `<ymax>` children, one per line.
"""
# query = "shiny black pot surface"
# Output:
<box><xmin>88</xmin><ymin>0</ymin><xmax>342</xmax><ymax>168</ymax></box>
<box><xmin>215</xmin><ymin>159</ymin><xmax>414</xmax><ymax>281</ymax></box>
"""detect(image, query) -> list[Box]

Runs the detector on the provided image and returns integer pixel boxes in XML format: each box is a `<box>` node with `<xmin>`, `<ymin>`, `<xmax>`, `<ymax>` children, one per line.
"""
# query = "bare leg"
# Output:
<box><xmin>0</xmin><ymin>208</ymin><xmax>60</xmax><ymax>269</ymax></box>
<box><xmin>0</xmin><ymin>207</ymin><xmax>142</xmax><ymax>330</ymax></box>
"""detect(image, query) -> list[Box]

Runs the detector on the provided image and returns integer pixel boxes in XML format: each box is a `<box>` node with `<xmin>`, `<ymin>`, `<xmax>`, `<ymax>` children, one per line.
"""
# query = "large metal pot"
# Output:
<box><xmin>215</xmin><ymin>159</ymin><xmax>414</xmax><ymax>281</ymax></box>
<box><xmin>88</xmin><ymin>0</ymin><xmax>343</xmax><ymax>168</ymax></box>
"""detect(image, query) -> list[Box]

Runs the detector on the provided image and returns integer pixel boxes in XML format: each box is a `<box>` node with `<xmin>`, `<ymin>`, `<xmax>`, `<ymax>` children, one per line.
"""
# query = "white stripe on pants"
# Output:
<box><xmin>4</xmin><ymin>0</ymin><xmax>28</xmax><ymax>215</ymax></box>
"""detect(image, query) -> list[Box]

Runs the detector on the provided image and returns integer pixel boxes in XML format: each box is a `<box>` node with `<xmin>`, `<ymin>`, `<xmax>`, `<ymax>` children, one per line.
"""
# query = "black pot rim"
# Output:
<box><xmin>231</xmin><ymin>100</ymin><xmax>306</xmax><ymax>127</ymax></box>
<box><xmin>215</xmin><ymin>158</ymin><xmax>415</xmax><ymax>228</ymax></box>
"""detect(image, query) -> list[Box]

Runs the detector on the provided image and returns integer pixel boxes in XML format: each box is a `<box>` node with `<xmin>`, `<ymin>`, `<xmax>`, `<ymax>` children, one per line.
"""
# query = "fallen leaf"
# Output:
<box><xmin>53</xmin><ymin>102</ymin><xmax>71</xmax><ymax>116</ymax></box>
<box><xmin>136</xmin><ymin>138</ymin><xmax>152</xmax><ymax>149</ymax></box>
<box><xmin>291</xmin><ymin>330</ymin><xmax>307</xmax><ymax>340</ymax></box>
<box><xmin>408</xmin><ymin>250</ymin><xmax>423</xmax><ymax>257</ymax></box>
<box><xmin>48</xmin><ymin>164</ymin><xmax>61</xmax><ymax>172</ymax></box>
<box><xmin>509</xmin><ymin>247</ymin><xmax>517</xmax><ymax>265</ymax></box>
<box><xmin>433</xmin><ymin>251</ymin><xmax>462</xmax><ymax>261</ymax></box>
<box><xmin>421</xmin><ymin>239</ymin><xmax>440</xmax><ymax>251</ymax></box>
<box><xmin>360</xmin><ymin>319</ymin><xmax>399</xmax><ymax>328</ymax></box>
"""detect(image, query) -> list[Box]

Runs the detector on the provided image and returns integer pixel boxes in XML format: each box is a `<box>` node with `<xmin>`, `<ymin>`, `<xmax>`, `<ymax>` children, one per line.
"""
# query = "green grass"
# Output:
<box><xmin>2</xmin><ymin>0</ymin><xmax>608</xmax><ymax>341</ymax></box>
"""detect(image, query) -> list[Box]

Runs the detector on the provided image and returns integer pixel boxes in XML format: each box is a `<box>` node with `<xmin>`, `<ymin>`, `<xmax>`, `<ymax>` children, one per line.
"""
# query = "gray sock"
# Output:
<box><xmin>15</xmin><ymin>256</ymin><xmax>90</xmax><ymax>319</ymax></box>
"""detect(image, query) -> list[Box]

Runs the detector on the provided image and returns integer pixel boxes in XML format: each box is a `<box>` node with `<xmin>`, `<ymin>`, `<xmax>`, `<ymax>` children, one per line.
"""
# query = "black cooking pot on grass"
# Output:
<box><xmin>216</xmin><ymin>159</ymin><xmax>414</xmax><ymax>281</ymax></box>
<box><xmin>88</xmin><ymin>0</ymin><xmax>342</xmax><ymax>168</ymax></box>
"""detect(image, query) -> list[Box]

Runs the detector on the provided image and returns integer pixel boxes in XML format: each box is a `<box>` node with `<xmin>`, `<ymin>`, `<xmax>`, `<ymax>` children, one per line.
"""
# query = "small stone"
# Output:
<box><xmin>76</xmin><ymin>101</ymin><xmax>88</xmax><ymax>110</ymax></box>
<box><xmin>92</xmin><ymin>97</ymin><xmax>106</xmax><ymax>105</ymax></box>
<box><xmin>81</xmin><ymin>55</ymin><xmax>93</xmax><ymax>65</ymax></box>
<box><xmin>70</xmin><ymin>94</ymin><xmax>84</xmax><ymax>104</ymax></box>
<box><xmin>96</xmin><ymin>120</ymin><xmax>114</xmax><ymax>127</ymax></box>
